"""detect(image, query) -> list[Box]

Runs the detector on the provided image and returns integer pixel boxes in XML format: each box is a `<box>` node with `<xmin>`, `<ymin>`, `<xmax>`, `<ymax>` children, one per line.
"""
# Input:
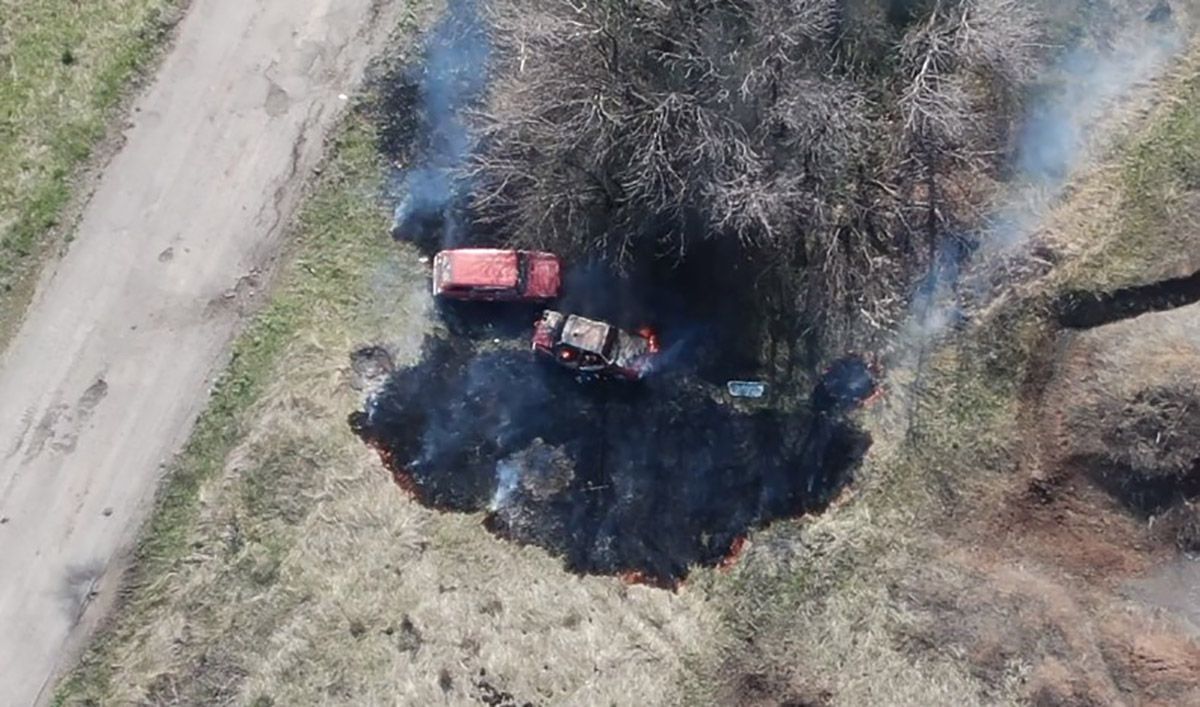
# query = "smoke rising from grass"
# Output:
<box><xmin>993</xmin><ymin>24</ymin><xmax>1183</xmax><ymax>249</ymax></box>
<box><xmin>894</xmin><ymin>11</ymin><xmax>1187</xmax><ymax>380</ymax></box>
<box><xmin>1017</xmin><ymin>39</ymin><xmax>1179</xmax><ymax>182</ymax></box>
<box><xmin>390</xmin><ymin>0</ymin><xmax>488</xmax><ymax>247</ymax></box>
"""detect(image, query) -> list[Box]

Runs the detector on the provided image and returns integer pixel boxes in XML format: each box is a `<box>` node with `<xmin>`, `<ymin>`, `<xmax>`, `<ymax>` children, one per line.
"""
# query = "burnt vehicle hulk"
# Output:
<box><xmin>432</xmin><ymin>248</ymin><xmax>562</xmax><ymax>301</ymax></box>
<box><xmin>532</xmin><ymin>310</ymin><xmax>660</xmax><ymax>381</ymax></box>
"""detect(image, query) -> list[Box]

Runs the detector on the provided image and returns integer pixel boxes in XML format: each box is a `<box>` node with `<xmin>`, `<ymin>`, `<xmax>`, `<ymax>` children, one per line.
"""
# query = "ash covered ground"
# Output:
<box><xmin>350</xmin><ymin>272</ymin><xmax>876</xmax><ymax>584</ymax></box>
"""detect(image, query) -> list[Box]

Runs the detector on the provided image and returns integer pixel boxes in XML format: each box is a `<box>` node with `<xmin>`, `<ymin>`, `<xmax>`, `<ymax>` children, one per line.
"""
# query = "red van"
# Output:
<box><xmin>432</xmin><ymin>249</ymin><xmax>562</xmax><ymax>301</ymax></box>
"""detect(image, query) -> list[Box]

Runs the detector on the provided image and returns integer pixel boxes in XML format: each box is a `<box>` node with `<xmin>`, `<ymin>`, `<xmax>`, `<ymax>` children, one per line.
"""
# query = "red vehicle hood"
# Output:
<box><xmin>524</xmin><ymin>253</ymin><xmax>561</xmax><ymax>299</ymax></box>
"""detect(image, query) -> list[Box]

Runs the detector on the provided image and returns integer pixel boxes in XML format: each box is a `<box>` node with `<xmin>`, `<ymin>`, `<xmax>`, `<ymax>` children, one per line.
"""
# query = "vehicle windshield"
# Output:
<box><xmin>601</xmin><ymin>327</ymin><xmax>618</xmax><ymax>359</ymax></box>
<box><xmin>516</xmin><ymin>252</ymin><xmax>530</xmax><ymax>292</ymax></box>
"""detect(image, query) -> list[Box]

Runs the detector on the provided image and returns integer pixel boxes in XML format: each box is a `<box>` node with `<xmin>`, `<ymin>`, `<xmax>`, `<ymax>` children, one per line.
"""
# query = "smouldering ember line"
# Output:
<box><xmin>372</xmin><ymin>439</ymin><xmax>423</xmax><ymax>499</ymax></box>
<box><xmin>350</xmin><ymin>411</ymin><xmax>425</xmax><ymax>501</ymax></box>
<box><xmin>618</xmin><ymin>534</ymin><xmax>749</xmax><ymax>590</ymax></box>
<box><xmin>717</xmin><ymin>536</ymin><xmax>749</xmax><ymax>573</ymax></box>
<box><xmin>618</xmin><ymin>570</ymin><xmax>682</xmax><ymax>592</ymax></box>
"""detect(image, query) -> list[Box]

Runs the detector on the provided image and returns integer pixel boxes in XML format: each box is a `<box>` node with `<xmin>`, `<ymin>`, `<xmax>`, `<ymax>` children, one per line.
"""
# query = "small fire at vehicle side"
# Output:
<box><xmin>815</xmin><ymin>355</ymin><xmax>882</xmax><ymax>411</ymax></box>
<box><xmin>349</xmin><ymin>337</ymin><xmax>877</xmax><ymax>586</ymax></box>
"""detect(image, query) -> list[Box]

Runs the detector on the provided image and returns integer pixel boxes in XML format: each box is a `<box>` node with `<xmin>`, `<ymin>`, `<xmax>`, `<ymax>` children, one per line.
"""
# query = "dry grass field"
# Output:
<box><xmin>57</xmin><ymin>5</ymin><xmax>1200</xmax><ymax>706</ymax></box>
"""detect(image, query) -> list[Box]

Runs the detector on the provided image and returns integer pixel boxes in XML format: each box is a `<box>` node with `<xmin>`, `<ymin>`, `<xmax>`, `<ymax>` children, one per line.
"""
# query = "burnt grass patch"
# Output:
<box><xmin>350</xmin><ymin>333</ymin><xmax>874</xmax><ymax>586</ymax></box>
<box><xmin>1055</xmin><ymin>267</ymin><xmax>1200</xmax><ymax>329</ymax></box>
<box><xmin>1084</xmin><ymin>459</ymin><xmax>1200</xmax><ymax>518</ymax></box>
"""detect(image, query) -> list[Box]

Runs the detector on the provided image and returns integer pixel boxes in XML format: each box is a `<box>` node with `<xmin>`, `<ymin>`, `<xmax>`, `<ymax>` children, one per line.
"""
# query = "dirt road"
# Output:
<box><xmin>0</xmin><ymin>0</ymin><xmax>400</xmax><ymax>702</ymax></box>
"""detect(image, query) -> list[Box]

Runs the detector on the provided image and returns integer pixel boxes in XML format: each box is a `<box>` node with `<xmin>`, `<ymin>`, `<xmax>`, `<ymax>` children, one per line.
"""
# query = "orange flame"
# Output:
<box><xmin>363</xmin><ymin>437</ymin><xmax>423</xmax><ymax>500</ymax></box>
<box><xmin>618</xmin><ymin>570</ymin><xmax>682</xmax><ymax>591</ymax></box>
<box><xmin>637</xmin><ymin>326</ymin><xmax>661</xmax><ymax>353</ymax></box>
<box><xmin>717</xmin><ymin>536</ymin><xmax>749</xmax><ymax>572</ymax></box>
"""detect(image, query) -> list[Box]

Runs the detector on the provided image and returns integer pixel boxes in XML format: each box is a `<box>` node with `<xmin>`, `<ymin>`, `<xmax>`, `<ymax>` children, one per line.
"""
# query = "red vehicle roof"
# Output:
<box><xmin>440</xmin><ymin>249</ymin><xmax>520</xmax><ymax>289</ymax></box>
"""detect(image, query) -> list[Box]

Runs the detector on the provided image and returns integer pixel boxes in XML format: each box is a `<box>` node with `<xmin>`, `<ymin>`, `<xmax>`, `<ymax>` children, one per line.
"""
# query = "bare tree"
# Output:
<box><xmin>893</xmin><ymin>0</ymin><xmax>1041</xmax><ymax>269</ymax></box>
<box><xmin>469</xmin><ymin>0</ymin><xmax>1044</xmax><ymax>349</ymax></box>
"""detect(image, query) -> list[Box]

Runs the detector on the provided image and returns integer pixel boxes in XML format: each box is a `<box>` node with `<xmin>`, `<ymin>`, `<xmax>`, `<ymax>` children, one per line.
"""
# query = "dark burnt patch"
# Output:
<box><xmin>435</xmin><ymin>300</ymin><xmax>550</xmax><ymax>342</ymax></box>
<box><xmin>1082</xmin><ymin>459</ymin><xmax>1200</xmax><ymax>519</ymax></box>
<box><xmin>372</xmin><ymin>68</ymin><xmax>421</xmax><ymax>164</ymax></box>
<box><xmin>351</xmin><ymin>0</ymin><xmax>880</xmax><ymax>587</ymax></box>
<box><xmin>374</xmin><ymin>0</ymin><xmax>489</xmax><ymax>251</ymax></box>
<box><xmin>350</xmin><ymin>336</ymin><xmax>873</xmax><ymax>585</ymax></box>
<box><xmin>1056</xmin><ymin>269</ymin><xmax>1200</xmax><ymax>330</ymax></box>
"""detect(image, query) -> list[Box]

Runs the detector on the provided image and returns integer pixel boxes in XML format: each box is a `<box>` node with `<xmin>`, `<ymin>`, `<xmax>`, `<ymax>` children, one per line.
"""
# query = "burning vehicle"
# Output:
<box><xmin>532</xmin><ymin>310</ymin><xmax>660</xmax><ymax>381</ymax></box>
<box><xmin>432</xmin><ymin>248</ymin><xmax>562</xmax><ymax>301</ymax></box>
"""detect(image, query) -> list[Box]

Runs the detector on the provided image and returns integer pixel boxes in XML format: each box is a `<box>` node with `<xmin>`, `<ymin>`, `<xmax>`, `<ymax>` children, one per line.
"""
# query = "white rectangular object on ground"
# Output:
<box><xmin>727</xmin><ymin>381</ymin><xmax>767</xmax><ymax>398</ymax></box>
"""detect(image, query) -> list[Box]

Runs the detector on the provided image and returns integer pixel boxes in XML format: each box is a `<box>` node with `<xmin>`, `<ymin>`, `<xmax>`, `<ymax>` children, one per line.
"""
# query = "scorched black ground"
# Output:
<box><xmin>350</xmin><ymin>330</ymin><xmax>874</xmax><ymax>586</ymax></box>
